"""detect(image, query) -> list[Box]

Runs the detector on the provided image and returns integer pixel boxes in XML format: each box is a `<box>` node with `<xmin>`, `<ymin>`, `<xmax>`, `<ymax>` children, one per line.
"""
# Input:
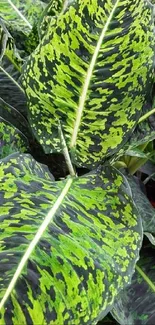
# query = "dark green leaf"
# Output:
<box><xmin>111</xmin><ymin>242</ymin><xmax>155</xmax><ymax>325</ymax></box>
<box><xmin>0</xmin><ymin>98</ymin><xmax>31</xmax><ymax>138</ymax></box>
<box><xmin>0</xmin><ymin>61</ymin><xmax>27</xmax><ymax>116</ymax></box>
<box><xmin>0</xmin><ymin>154</ymin><xmax>142</xmax><ymax>324</ymax></box>
<box><xmin>22</xmin><ymin>0</ymin><xmax>154</xmax><ymax>168</ymax></box>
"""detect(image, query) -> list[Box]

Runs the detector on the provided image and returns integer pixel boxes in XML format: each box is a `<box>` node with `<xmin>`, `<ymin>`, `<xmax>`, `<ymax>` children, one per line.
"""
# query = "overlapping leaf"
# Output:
<box><xmin>38</xmin><ymin>0</ymin><xmax>65</xmax><ymax>39</ymax></box>
<box><xmin>0</xmin><ymin>0</ymin><xmax>46</xmax><ymax>32</ymax></box>
<box><xmin>0</xmin><ymin>153</ymin><xmax>142</xmax><ymax>324</ymax></box>
<box><xmin>111</xmin><ymin>242</ymin><xmax>155</xmax><ymax>325</ymax></box>
<box><xmin>22</xmin><ymin>0</ymin><xmax>154</xmax><ymax>168</ymax></box>
<box><xmin>0</xmin><ymin>118</ymin><xmax>29</xmax><ymax>158</ymax></box>
<box><xmin>0</xmin><ymin>19</ymin><xmax>27</xmax><ymax>115</ymax></box>
<box><xmin>122</xmin><ymin>173</ymin><xmax>155</xmax><ymax>236</ymax></box>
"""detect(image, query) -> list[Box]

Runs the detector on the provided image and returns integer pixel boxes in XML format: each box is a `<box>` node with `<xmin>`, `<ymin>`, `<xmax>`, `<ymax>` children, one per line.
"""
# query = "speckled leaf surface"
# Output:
<box><xmin>22</xmin><ymin>0</ymin><xmax>154</xmax><ymax>168</ymax></box>
<box><xmin>121</xmin><ymin>173</ymin><xmax>155</xmax><ymax>237</ymax></box>
<box><xmin>38</xmin><ymin>0</ymin><xmax>66</xmax><ymax>39</ymax></box>
<box><xmin>0</xmin><ymin>119</ymin><xmax>29</xmax><ymax>158</ymax></box>
<box><xmin>111</xmin><ymin>242</ymin><xmax>155</xmax><ymax>325</ymax></box>
<box><xmin>0</xmin><ymin>153</ymin><xmax>142</xmax><ymax>324</ymax></box>
<box><xmin>0</xmin><ymin>18</ymin><xmax>23</xmax><ymax>71</ymax></box>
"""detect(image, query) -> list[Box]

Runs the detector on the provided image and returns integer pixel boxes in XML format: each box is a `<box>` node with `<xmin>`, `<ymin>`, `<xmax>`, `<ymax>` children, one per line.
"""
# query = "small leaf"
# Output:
<box><xmin>111</xmin><ymin>242</ymin><xmax>155</xmax><ymax>325</ymax></box>
<box><xmin>0</xmin><ymin>153</ymin><xmax>142</xmax><ymax>324</ymax></box>
<box><xmin>0</xmin><ymin>118</ymin><xmax>29</xmax><ymax>158</ymax></box>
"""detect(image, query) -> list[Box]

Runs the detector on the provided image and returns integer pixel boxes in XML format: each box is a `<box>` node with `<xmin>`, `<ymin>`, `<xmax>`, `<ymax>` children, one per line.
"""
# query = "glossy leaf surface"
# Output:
<box><xmin>0</xmin><ymin>153</ymin><xmax>142</xmax><ymax>324</ymax></box>
<box><xmin>22</xmin><ymin>0</ymin><xmax>154</xmax><ymax>168</ymax></box>
<box><xmin>111</xmin><ymin>242</ymin><xmax>155</xmax><ymax>325</ymax></box>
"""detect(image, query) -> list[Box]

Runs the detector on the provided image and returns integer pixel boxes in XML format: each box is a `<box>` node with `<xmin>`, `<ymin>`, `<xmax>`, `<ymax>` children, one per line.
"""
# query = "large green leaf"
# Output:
<box><xmin>111</xmin><ymin>242</ymin><xmax>155</xmax><ymax>325</ymax></box>
<box><xmin>0</xmin><ymin>153</ymin><xmax>142</xmax><ymax>324</ymax></box>
<box><xmin>22</xmin><ymin>0</ymin><xmax>154</xmax><ymax>169</ymax></box>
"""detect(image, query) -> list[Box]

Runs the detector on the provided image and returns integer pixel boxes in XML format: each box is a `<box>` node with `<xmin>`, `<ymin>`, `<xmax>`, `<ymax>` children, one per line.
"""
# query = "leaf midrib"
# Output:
<box><xmin>136</xmin><ymin>264</ymin><xmax>155</xmax><ymax>292</ymax></box>
<box><xmin>70</xmin><ymin>0</ymin><xmax>120</xmax><ymax>148</ymax></box>
<box><xmin>0</xmin><ymin>177</ymin><xmax>73</xmax><ymax>310</ymax></box>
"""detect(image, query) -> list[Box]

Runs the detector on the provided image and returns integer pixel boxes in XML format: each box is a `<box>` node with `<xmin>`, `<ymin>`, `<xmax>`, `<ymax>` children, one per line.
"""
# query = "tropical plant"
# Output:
<box><xmin>0</xmin><ymin>0</ymin><xmax>155</xmax><ymax>324</ymax></box>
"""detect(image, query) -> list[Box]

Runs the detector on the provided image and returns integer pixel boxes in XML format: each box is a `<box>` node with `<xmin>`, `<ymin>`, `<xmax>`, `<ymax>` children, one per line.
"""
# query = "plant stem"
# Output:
<box><xmin>138</xmin><ymin>108</ymin><xmax>155</xmax><ymax>123</ymax></box>
<box><xmin>127</xmin><ymin>142</ymin><xmax>150</xmax><ymax>175</ymax></box>
<box><xmin>128</xmin><ymin>157</ymin><xmax>148</xmax><ymax>175</ymax></box>
<box><xmin>58</xmin><ymin>122</ymin><xmax>76</xmax><ymax>177</ymax></box>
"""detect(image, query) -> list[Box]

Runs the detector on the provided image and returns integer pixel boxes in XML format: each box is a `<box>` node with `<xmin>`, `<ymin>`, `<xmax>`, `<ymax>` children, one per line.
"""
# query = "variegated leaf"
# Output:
<box><xmin>0</xmin><ymin>153</ymin><xmax>142</xmax><ymax>324</ymax></box>
<box><xmin>22</xmin><ymin>0</ymin><xmax>154</xmax><ymax>168</ymax></box>
<box><xmin>0</xmin><ymin>118</ymin><xmax>29</xmax><ymax>158</ymax></box>
<box><xmin>38</xmin><ymin>0</ymin><xmax>66</xmax><ymax>39</ymax></box>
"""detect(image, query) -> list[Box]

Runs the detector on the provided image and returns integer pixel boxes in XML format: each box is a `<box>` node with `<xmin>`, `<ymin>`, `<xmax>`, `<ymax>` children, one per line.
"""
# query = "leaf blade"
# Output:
<box><xmin>22</xmin><ymin>0</ymin><xmax>154</xmax><ymax>168</ymax></box>
<box><xmin>0</xmin><ymin>153</ymin><xmax>142</xmax><ymax>324</ymax></box>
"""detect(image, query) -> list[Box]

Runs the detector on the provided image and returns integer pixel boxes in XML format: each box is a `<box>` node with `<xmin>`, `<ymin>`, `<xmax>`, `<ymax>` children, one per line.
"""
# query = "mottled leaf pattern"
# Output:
<box><xmin>111</xmin><ymin>242</ymin><xmax>155</xmax><ymax>325</ymax></box>
<box><xmin>38</xmin><ymin>0</ymin><xmax>65</xmax><ymax>39</ymax></box>
<box><xmin>122</xmin><ymin>173</ymin><xmax>155</xmax><ymax>236</ymax></box>
<box><xmin>0</xmin><ymin>153</ymin><xmax>142</xmax><ymax>324</ymax></box>
<box><xmin>22</xmin><ymin>0</ymin><xmax>154</xmax><ymax>168</ymax></box>
<box><xmin>0</xmin><ymin>18</ymin><xmax>23</xmax><ymax>71</ymax></box>
<box><xmin>126</xmin><ymin>104</ymin><xmax>155</xmax><ymax>151</ymax></box>
<box><xmin>0</xmin><ymin>119</ymin><xmax>29</xmax><ymax>158</ymax></box>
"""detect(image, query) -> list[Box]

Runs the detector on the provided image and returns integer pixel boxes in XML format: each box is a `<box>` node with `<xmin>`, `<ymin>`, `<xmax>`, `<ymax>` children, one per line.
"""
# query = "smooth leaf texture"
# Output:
<box><xmin>0</xmin><ymin>153</ymin><xmax>142</xmax><ymax>324</ymax></box>
<box><xmin>22</xmin><ymin>0</ymin><xmax>154</xmax><ymax>168</ymax></box>
<box><xmin>111</xmin><ymin>242</ymin><xmax>155</xmax><ymax>325</ymax></box>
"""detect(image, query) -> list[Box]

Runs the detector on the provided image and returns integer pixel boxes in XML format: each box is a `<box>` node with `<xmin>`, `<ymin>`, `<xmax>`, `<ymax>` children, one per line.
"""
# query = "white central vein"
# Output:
<box><xmin>70</xmin><ymin>0</ymin><xmax>120</xmax><ymax>148</ymax></box>
<box><xmin>7</xmin><ymin>0</ymin><xmax>32</xmax><ymax>29</ymax></box>
<box><xmin>0</xmin><ymin>177</ymin><xmax>73</xmax><ymax>310</ymax></box>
